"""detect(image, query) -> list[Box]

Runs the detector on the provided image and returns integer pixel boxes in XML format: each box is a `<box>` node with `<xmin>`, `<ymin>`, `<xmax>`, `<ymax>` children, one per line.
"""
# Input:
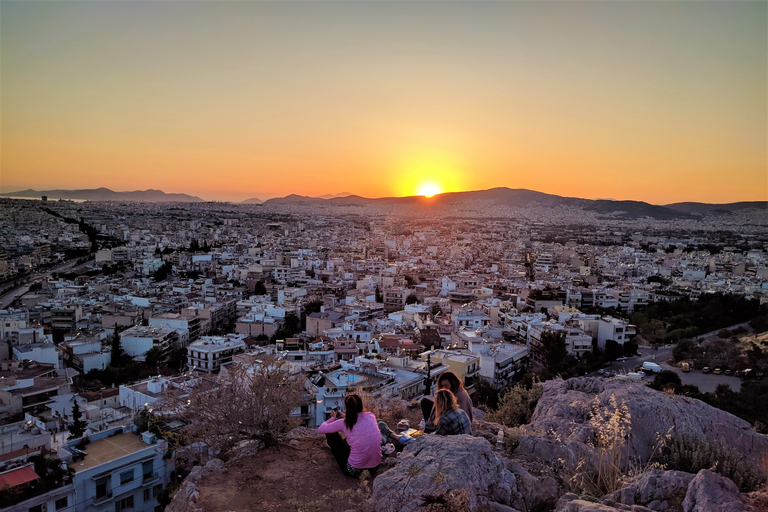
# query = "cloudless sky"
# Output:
<box><xmin>2</xmin><ymin>1</ymin><xmax>766</xmax><ymax>203</ymax></box>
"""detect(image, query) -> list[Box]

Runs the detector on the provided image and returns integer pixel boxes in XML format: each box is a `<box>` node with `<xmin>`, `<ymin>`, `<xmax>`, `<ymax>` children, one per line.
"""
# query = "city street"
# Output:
<box><xmin>603</xmin><ymin>344</ymin><xmax>742</xmax><ymax>393</ymax></box>
<box><xmin>0</xmin><ymin>259</ymin><xmax>87</xmax><ymax>309</ymax></box>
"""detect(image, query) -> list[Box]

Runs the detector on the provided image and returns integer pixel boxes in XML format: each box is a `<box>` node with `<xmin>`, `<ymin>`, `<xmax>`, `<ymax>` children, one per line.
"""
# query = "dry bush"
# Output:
<box><xmin>163</xmin><ymin>355</ymin><xmax>305</xmax><ymax>462</ymax></box>
<box><xmin>570</xmin><ymin>395</ymin><xmax>668</xmax><ymax>496</ymax></box>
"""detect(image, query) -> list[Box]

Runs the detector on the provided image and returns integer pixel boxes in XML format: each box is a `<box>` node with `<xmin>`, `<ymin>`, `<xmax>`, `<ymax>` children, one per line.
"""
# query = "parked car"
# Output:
<box><xmin>724</xmin><ymin>369</ymin><xmax>733</xmax><ymax>376</ymax></box>
<box><xmin>702</xmin><ymin>367</ymin><xmax>712</xmax><ymax>373</ymax></box>
<box><xmin>642</xmin><ymin>362</ymin><xmax>662</xmax><ymax>373</ymax></box>
<box><xmin>616</xmin><ymin>356</ymin><xmax>628</xmax><ymax>361</ymax></box>
<box><xmin>713</xmin><ymin>368</ymin><xmax>723</xmax><ymax>374</ymax></box>
<box><xmin>681</xmin><ymin>362</ymin><xmax>691</xmax><ymax>372</ymax></box>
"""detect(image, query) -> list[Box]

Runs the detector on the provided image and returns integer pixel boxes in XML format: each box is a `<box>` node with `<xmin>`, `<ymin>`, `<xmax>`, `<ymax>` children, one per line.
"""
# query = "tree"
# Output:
<box><xmin>652</xmin><ymin>370</ymin><xmax>682</xmax><ymax>391</ymax></box>
<box><xmin>253</xmin><ymin>280</ymin><xmax>267</xmax><ymax>296</ymax></box>
<box><xmin>405</xmin><ymin>294</ymin><xmax>419</xmax><ymax>305</ymax></box>
<box><xmin>145</xmin><ymin>347</ymin><xmax>164</xmax><ymax>369</ymax></box>
<box><xmin>111</xmin><ymin>331</ymin><xmax>127</xmax><ymax>367</ymax></box>
<box><xmin>68</xmin><ymin>400</ymin><xmax>87</xmax><ymax>439</ymax></box>
<box><xmin>604</xmin><ymin>339</ymin><xmax>621</xmax><ymax>361</ymax></box>
<box><xmin>375</xmin><ymin>286</ymin><xmax>383</xmax><ymax>303</ymax></box>
<box><xmin>163</xmin><ymin>356</ymin><xmax>305</xmax><ymax>460</ymax></box>
<box><xmin>416</xmin><ymin>327</ymin><xmax>441</xmax><ymax>351</ymax></box>
<box><xmin>536</xmin><ymin>330</ymin><xmax>570</xmax><ymax>374</ymax></box>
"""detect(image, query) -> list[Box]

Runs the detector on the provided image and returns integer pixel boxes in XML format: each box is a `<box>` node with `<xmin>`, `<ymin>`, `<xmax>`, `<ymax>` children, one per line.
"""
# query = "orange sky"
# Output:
<box><xmin>1</xmin><ymin>2</ymin><xmax>766</xmax><ymax>204</ymax></box>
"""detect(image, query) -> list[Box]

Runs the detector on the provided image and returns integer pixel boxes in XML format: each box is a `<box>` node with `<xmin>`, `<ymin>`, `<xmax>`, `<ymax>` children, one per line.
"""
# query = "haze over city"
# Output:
<box><xmin>2</xmin><ymin>1</ymin><xmax>766</xmax><ymax>204</ymax></box>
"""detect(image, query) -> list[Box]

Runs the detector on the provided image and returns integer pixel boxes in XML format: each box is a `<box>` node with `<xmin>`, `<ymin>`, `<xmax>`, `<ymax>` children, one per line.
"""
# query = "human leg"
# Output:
<box><xmin>324</xmin><ymin>432</ymin><xmax>351</xmax><ymax>475</ymax></box>
<box><xmin>421</xmin><ymin>398</ymin><xmax>434</xmax><ymax>420</ymax></box>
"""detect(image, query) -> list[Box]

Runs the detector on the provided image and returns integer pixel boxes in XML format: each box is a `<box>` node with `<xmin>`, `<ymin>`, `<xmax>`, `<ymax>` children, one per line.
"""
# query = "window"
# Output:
<box><xmin>96</xmin><ymin>477</ymin><xmax>110</xmax><ymax>499</ymax></box>
<box><xmin>142</xmin><ymin>461</ymin><xmax>154</xmax><ymax>480</ymax></box>
<box><xmin>55</xmin><ymin>497</ymin><xmax>68</xmax><ymax>510</ymax></box>
<box><xmin>153</xmin><ymin>484</ymin><xmax>162</xmax><ymax>498</ymax></box>
<box><xmin>115</xmin><ymin>496</ymin><xmax>134</xmax><ymax>512</ymax></box>
<box><xmin>120</xmin><ymin>469</ymin><xmax>134</xmax><ymax>485</ymax></box>
<box><xmin>143</xmin><ymin>489</ymin><xmax>151</xmax><ymax>501</ymax></box>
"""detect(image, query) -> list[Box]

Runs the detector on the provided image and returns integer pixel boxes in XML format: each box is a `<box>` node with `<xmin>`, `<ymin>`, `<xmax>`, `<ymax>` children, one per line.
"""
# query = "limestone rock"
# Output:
<box><xmin>369</xmin><ymin>435</ymin><xmax>511</xmax><ymax>512</ymax></box>
<box><xmin>682</xmin><ymin>469</ymin><xmax>754</xmax><ymax>512</ymax></box>
<box><xmin>524</xmin><ymin>378</ymin><xmax>768</xmax><ymax>478</ymax></box>
<box><xmin>605</xmin><ymin>469</ymin><xmax>692</xmax><ymax>510</ymax></box>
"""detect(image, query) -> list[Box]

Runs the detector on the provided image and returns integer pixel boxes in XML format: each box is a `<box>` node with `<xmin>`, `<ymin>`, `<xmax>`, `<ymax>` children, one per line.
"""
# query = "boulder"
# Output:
<box><xmin>555</xmin><ymin>493</ymin><xmax>647</xmax><ymax>511</ymax></box>
<box><xmin>605</xmin><ymin>469</ymin><xmax>693</xmax><ymax>511</ymax></box>
<box><xmin>522</xmin><ymin>378</ymin><xmax>768</xmax><ymax>479</ymax></box>
<box><xmin>370</xmin><ymin>435</ymin><xmax>514</xmax><ymax>512</ymax></box>
<box><xmin>682</xmin><ymin>469</ymin><xmax>754</xmax><ymax>512</ymax></box>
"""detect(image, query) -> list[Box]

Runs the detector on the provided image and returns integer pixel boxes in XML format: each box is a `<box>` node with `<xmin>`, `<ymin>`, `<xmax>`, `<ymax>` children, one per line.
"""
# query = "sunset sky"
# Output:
<box><xmin>2</xmin><ymin>1</ymin><xmax>766</xmax><ymax>204</ymax></box>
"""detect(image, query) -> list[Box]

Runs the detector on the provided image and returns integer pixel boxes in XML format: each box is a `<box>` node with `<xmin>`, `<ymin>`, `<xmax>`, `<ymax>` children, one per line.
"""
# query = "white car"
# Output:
<box><xmin>616</xmin><ymin>356</ymin><xmax>628</xmax><ymax>361</ymax></box>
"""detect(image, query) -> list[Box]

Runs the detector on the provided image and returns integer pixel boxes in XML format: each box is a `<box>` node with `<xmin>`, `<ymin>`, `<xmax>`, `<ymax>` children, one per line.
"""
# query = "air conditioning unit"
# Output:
<box><xmin>141</xmin><ymin>432</ymin><xmax>156</xmax><ymax>444</ymax></box>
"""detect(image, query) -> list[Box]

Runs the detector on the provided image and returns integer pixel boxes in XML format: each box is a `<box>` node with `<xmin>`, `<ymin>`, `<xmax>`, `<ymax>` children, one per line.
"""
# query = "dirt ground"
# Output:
<box><xmin>194</xmin><ymin>436</ymin><xmax>380</xmax><ymax>512</ymax></box>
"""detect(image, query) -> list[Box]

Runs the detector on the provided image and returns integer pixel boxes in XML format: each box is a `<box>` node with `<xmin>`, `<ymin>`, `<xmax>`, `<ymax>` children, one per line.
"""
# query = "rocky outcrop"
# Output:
<box><xmin>604</xmin><ymin>469</ymin><xmax>693</xmax><ymax>511</ymax></box>
<box><xmin>682</xmin><ymin>469</ymin><xmax>754</xmax><ymax>512</ymax></box>
<box><xmin>165</xmin><ymin>459</ymin><xmax>227</xmax><ymax>512</ymax></box>
<box><xmin>370</xmin><ymin>435</ymin><xmax>525</xmax><ymax>512</ymax></box>
<box><xmin>518</xmin><ymin>377</ymin><xmax>768</xmax><ymax>479</ymax></box>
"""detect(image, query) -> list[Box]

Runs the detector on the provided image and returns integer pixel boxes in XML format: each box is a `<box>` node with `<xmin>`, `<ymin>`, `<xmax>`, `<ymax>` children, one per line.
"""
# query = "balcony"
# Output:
<box><xmin>93</xmin><ymin>491</ymin><xmax>113</xmax><ymax>505</ymax></box>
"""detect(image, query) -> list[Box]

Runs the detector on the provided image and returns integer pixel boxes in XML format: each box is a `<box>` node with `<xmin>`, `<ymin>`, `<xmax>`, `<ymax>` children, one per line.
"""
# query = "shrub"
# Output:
<box><xmin>663</xmin><ymin>433</ymin><xmax>763</xmax><ymax>491</ymax></box>
<box><xmin>486</xmin><ymin>382</ymin><xmax>543</xmax><ymax>427</ymax></box>
<box><xmin>163</xmin><ymin>355</ymin><xmax>305</xmax><ymax>462</ymax></box>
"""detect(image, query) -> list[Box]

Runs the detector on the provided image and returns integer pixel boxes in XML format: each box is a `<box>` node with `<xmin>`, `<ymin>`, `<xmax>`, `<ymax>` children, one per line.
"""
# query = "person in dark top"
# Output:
<box><xmin>421</xmin><ymin>371</ymin><xmax>473</xmax><ymax>432</ymax></box>
<box><xmin>433</xmin><ymin>389</ymin><xmax>472</xmax><ymax>436</ymax></box>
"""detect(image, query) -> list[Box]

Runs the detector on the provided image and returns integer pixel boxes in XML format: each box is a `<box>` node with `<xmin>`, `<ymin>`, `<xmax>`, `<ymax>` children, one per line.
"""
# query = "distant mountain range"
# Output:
<box><xmin>263</xmin><ymin>188</ymin><xmax>767</xmax><ymax>220</ymax></box>
<box><xmin>1</xmin><ymin>187</ymin><xmax>204</xmax><ymax>203</ymax></box>
<box><xmin>2</xmin><ymin>187</ymin><xmax>765</xmax><ymax>219</ymax></box>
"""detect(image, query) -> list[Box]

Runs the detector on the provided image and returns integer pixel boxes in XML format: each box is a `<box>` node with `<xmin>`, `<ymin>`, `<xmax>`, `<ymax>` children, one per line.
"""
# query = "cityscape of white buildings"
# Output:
<box><xmin>0</xmin><ymin>196</ymin><xmax>767</xmax><ymax>510</ymax></box>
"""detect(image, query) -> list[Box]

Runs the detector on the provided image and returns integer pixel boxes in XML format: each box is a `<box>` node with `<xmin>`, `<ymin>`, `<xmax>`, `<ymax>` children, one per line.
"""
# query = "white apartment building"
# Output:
<box><xmin>119</xmin><ymin>326</ymin><xmax>179</xmax><ymax>360</ymax></box>
<box><xmin>597</xmin><ymin>316</ymin><xmax>637</xmax><ymax>348</ymax></box>
<box><xmin>187</xmin><ymin>335</ymin><xmax>247</xmax><ymax>373</ymax></box>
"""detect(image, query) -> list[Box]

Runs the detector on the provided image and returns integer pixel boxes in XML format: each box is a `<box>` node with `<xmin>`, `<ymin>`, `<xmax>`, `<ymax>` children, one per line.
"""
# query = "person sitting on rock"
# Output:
<box><xmin>378</xmin><ymin>389</ymin><xmax>471</xmax><ymax>444</ymax></box>
<box><xmin>318</xmin><ymin>393</ymin><xmax>382</xmax><ymax>478</ymax></box>
<box><xmin>432</xmin><ymin>388</ymin><xmax>472</xmax><ymax>436</ymax></box>
<box><xmin>421</xmin><ymin>371</ymin><xmax>473</xmax><ymax>433</ymax></box>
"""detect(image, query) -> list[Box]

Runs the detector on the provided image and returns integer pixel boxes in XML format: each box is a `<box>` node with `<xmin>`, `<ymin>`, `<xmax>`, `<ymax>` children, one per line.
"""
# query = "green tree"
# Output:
<box><xmin>68</xmin><ymin>400</ymin><xmax>87</xmax><ymax>439</ymax></box>
<box><xmin>254</xmin><ymin>280</ymin><xmax>267</xmax><ymax>296</ymax></box>
<box><xmin>604</xmin><ymin>339</ymin><xmax>621</xmax><ymax>361</ymax></box>
<box><xmin>145</xmin><ymin>347</ymin><xmax>164</xmax><ymax>369</ymax></box>
<box><xmin>537</xmin><ymin>330</ymin><xmax>570</xmax><ymax>374</ymax></box>
<box><xmin>111</xmin><ymin>332</ymin><xmax>127</xmax><ymax>367</ymax></box>
<box><xmin>652</xmin><ymin>370</ymin><xmax>682</xmax><ymax>392</ymax></box>
<box><xmin>405</xmin><ymin>294</ymin><xmax>419</xmax><ymax>305</ymax></box>
<box><xmin>375</xmin><ymin>286</ymin><xmax>383</xmax><ymax>303</ymax></box>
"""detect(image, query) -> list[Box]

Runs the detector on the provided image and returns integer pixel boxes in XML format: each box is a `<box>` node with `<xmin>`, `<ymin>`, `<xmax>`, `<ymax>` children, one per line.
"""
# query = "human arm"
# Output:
<box><xmin>317</xmin><ymin>417</ymin><xmax>346</xmax><ymax>434</ymax></box>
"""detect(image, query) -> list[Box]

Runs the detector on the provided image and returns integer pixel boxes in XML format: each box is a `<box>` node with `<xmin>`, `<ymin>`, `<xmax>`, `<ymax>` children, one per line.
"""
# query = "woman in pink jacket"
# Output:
<box><xmin>318</xmin><ymin>393</ymin><xmax>382</xmax><ymax>477</ymax></box>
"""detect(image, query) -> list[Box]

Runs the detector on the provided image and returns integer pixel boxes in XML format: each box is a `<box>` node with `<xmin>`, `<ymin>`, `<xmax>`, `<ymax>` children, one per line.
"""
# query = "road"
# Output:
<box><xmin>602</xmin><ymin>344</ymin><xmax>742</xmax><ymax>393</ymax></box>
<box><xmin>0</xmin><ymin>259</ymin><xmax>89</xmax><ymax>309</ymax></box>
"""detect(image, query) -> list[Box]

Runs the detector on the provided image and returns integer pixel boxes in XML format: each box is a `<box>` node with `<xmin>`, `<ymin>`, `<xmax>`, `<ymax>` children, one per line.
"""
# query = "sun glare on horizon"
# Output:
<box><xmin>417</xmin><ymin>183</ymin><xmax>442</xmax><ymax>197</ymax></box>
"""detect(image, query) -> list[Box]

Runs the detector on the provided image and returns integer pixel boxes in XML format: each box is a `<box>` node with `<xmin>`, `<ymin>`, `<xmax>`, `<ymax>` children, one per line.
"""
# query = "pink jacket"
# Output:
<box><xmin>318</xmin><ymin>411</ymin><xmax>382</xmax><ymax>469</ymax></box>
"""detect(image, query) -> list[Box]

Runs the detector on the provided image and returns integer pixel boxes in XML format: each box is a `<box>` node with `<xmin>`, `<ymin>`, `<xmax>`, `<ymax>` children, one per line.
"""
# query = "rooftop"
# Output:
<box><xmin>73</xmin><ymin>432</ymin><xmax>148</xmax><ymax>471</ymax></box>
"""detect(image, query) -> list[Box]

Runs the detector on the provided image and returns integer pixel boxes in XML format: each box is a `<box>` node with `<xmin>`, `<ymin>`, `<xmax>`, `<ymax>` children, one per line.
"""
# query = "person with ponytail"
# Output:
<box><xmin>318</xmin><ymin>393</ymin><xmax>381</xmax><ymax>477</ymax></box>
<box><xmin>432</xmin><ymin>388</ymin><xmax>472</xmax><ymax>436</ymax></box>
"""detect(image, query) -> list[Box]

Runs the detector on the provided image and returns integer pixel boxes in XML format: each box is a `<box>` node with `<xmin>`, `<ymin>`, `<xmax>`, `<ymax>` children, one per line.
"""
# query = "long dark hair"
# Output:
<box><xmin>438</xmin><ymin>371</ymin><xmax>464</xmax><ymax>394</ymax></box>
<box><xmin>344</xmin><ymin>393</ymin><xmax>364</xmax><ymax>430</ymax></box>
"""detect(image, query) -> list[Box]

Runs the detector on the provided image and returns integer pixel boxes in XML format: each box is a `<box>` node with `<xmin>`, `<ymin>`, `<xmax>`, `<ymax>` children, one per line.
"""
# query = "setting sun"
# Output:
<box><xmin>417</xmin><ymin>183</ymin><xmax>442</xmax><ymax>197</ymax></box>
